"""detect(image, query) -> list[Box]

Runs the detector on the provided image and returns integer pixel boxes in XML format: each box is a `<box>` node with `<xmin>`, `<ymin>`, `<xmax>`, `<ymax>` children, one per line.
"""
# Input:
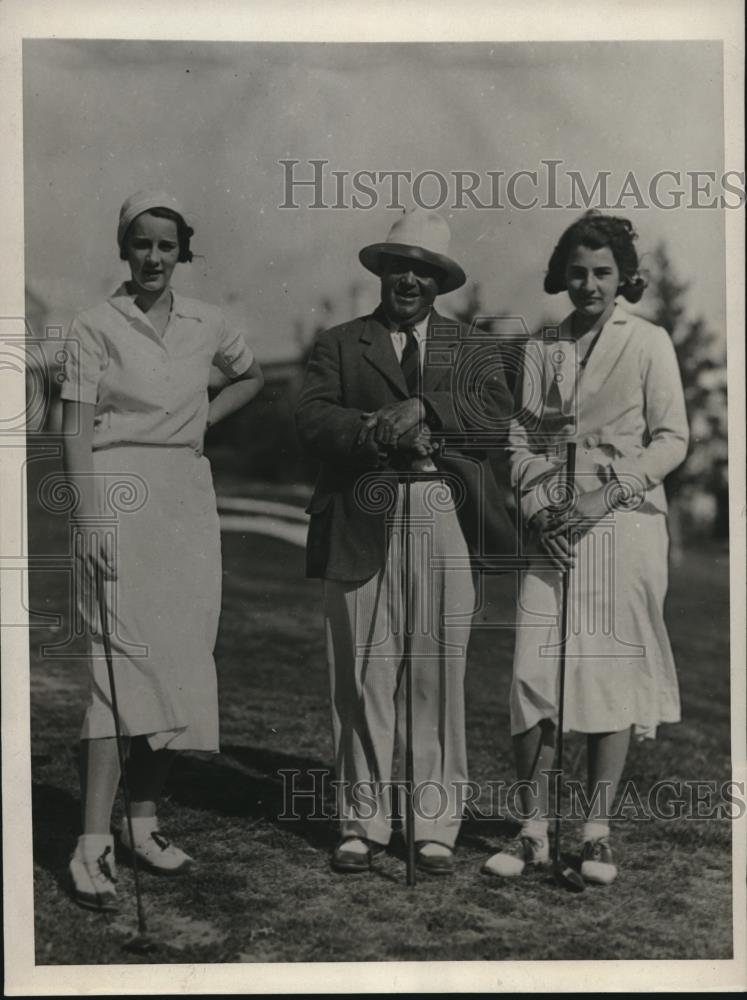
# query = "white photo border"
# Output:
<box><xmin>1</xmin><ymin>0</ymin><xmax>744</xmax><ymax>994</ymax></box>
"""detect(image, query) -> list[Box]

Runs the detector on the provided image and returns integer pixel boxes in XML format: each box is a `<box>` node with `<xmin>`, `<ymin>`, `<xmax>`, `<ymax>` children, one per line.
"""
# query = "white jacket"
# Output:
<box><xmin>509</xmin><ymin>303</ymin><xmax>689</xmax><ymax>522</ymax></box>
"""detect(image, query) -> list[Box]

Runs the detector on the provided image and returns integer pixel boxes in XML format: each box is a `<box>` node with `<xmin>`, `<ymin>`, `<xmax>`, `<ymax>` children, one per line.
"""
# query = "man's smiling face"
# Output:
<box><xmin>380</xmin><ymin>255</ymin><xmax>442</xmax><ymax>327</ymax></box>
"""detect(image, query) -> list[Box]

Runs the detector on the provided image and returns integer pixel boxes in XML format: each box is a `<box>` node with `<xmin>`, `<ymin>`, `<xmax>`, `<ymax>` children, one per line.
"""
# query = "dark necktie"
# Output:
<box><xmin>400</xmin><ymin>326</ymin><xmax>421</xmax><ymax>397</ymax></box>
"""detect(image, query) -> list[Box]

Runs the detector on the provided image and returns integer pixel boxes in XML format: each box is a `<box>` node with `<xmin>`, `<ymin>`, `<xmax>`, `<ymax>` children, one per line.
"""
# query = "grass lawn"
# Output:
<box><xmin>27</xmin><ymin>445</ymin><xmax>733</xmax><ymax>965</ymax></box>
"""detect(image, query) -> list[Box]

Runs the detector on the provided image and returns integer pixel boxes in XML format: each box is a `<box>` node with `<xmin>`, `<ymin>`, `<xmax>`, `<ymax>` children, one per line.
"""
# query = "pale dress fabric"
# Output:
<box><xmin>508</xmin><ymin>305</ymin><xmax>689</xmax><ymax>740</ymax></box>
<box><xmin>60</xmin><ymin>284</ymin><xmax>254</xmax><ymax>751</ymax></box>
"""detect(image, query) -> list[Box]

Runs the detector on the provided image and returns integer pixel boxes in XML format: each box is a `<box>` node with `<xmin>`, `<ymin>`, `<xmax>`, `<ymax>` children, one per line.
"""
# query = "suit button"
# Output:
<box><xmin>585</xmin><ymin>434</ymin><xmax>599</xmax><ymax>448</ymax></box>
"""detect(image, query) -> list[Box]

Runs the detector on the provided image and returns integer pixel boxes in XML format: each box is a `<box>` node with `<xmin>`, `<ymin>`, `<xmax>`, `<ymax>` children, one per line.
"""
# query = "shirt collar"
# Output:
<box><xmin>560</xmin><ymin>300</ymin><xmax>630</xmax><ymax>338</ymax></box>
<box><xmin>609</xmin><ymin>301</ymin><xmax>630</xmax><ymax>325</ymax></box>
<box><xmin>108</xmin><ymin>283</ymin><xmax>203</xmax><ymax>323</ymax></box>
<box><xmin>108</xmin><ymin>283</ymin><xmax>146</xmax><ymax>323</ymax></box>
<box><xmin>385</xmin><ymin>309</ymin><xmax>431</xmax><ymax>340</ymax></box>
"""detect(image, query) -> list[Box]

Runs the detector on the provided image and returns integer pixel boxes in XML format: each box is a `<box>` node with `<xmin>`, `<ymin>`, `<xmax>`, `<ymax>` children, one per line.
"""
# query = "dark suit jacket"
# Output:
<box><xmin>295</xmin><ymin>306</ymin><xmax>520</xmax><ymax>582</ymax></box>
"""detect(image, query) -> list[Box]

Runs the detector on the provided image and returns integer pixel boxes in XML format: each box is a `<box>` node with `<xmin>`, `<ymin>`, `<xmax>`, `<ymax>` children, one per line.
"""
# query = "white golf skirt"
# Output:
<box><xmin>78</xmin><ymin>445</ymin><xmax>221</xmax><ymax>752</ymax></box>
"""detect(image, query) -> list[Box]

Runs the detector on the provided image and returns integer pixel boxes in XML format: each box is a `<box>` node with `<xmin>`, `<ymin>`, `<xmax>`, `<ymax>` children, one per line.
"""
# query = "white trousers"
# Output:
<box><xmin>323</xmin><ymin>481</ymin><xmax>476</xmax><ymax>847</ymax></box>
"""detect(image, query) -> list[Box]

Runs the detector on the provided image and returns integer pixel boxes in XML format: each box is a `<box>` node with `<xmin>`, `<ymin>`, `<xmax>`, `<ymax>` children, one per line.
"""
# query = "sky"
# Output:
<box><xmin>23</xmin><ymin>39</ymin><xmax>727</xmax><ymax>361</ymax></box>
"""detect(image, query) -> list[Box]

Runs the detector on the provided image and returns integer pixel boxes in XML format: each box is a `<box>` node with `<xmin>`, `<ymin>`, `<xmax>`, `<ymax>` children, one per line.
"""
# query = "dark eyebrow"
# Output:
<box><xmin>130</xmin><ymin>237</ymin><xmax>178</xmax><ymax>247</ymax></box>
<box><xmin>568</xmin><ymin>264</ymin><xmax>614</xmax><ymax>272</ymax></box>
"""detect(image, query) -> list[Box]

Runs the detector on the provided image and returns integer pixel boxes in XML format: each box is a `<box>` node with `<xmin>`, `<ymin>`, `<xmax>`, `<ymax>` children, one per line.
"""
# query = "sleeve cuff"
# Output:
<box><xmin>230</xmin><ymin>353</ymin><xmax>254</xmax><ymax>378</ymax></box>
<box><xmin>609</xmin><ymin>460</ymin><xmax>647</xmax><ymax>501</ymax></box>
<box><xmin>219</xmin><ymin>348</ymin><xmax>254</xmax><ymax>379</ymax></box>
<box><xmin>518</xmin><ymin>472</ymin><xmax>561</xmax><ymax>522</ymax></box>
<box><xmin>59</xmin><ymin>382</ymin><xmax>99</xmax><ymax>404</ymax></box>
<box><xmin>521</xmin><ymin>492</ymin><xmax>545</xmax><ymax>522</ymax></box>
<box><xmin>215</xmin><ymin>326</ymin><xmax>255</xmax><ymax>379</ymax></box>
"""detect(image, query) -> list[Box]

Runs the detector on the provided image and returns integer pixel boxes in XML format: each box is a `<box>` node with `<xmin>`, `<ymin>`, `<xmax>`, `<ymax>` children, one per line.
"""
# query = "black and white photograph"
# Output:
<box><xmin>1</xmin><ymin>0</ymin><xmax>745</xmax><ymax>994</ymax></box>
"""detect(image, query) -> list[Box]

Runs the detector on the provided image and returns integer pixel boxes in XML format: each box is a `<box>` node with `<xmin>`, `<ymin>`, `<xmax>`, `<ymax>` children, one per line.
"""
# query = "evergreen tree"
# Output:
<box><xmin>644</xmin><ymin>243</ymin><xmax>728</xmax><ymax>539</ymax></box>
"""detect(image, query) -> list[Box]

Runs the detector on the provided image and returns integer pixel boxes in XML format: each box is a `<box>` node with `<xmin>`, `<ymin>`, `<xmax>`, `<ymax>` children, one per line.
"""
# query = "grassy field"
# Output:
<box><xmin>27</xmin><ymin>447</ymin><xmax>733</xmax><ymax>965</ymax></box>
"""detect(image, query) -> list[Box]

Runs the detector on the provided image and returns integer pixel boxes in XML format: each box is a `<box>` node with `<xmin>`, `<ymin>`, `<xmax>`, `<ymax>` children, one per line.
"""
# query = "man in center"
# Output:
<box><xmin>296</xmin><ymin>209</ymin><xmax>516</xmax><ymax>874</ymax></box>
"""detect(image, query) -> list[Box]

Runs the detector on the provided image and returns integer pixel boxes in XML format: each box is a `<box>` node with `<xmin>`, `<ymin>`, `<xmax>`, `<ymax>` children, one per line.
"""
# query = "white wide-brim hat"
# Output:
<box><xmin>359</xmin><ymin>208</ymin><xmax>466</xmax><ymax>294</ymax></box>
<box><xmin>117</xmin><ymin>189</ymin><xmax>188</xmax><ymax>248</ymax></box>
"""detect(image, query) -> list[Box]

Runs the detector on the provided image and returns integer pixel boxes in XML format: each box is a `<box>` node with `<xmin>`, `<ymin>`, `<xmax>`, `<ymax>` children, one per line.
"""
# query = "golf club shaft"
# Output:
<box><xmin>96</xmin><ymin>562</ymin><xmax>148</xmax><ymax>935</ymax></box>
<box><xmin>553</xmin><ymin>441</ymin><xmax>576</xmax><ymax>865</ymax></box>
<box><xmin>403</xmin><ymin>478</ymin><xmax>416</xmax><ymax>887</ymax></box>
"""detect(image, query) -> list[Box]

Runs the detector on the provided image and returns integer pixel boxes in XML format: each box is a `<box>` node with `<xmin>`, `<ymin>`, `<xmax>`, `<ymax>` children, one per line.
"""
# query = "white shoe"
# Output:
<box><xmin>482</xmin><ymin>833</ymin><xmax>549</xmax><ymax>878</ymax></box>
<box><xmin>119</xmin><ymin>820</ymin><xmax>195</xmax><ymax>875</ymax></box>
<box><xmin>69</xmin><ymin>839</ymin><xmax>118</xmax><ymax>911</ymax></box>
<box><xmin>580</xmin><ymin>837</ymin><xmax>618</xmax><ymax>885</ymax></box>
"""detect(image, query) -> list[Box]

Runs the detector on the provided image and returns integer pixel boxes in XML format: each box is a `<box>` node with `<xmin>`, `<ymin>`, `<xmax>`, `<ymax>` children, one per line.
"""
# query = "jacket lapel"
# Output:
<box><xmin>578</xmin><ymin>303</ymin><xmax>633</xmax><ymax>399</ymax></box>
<box><xmin>547</xmin><ymin>305</ymin><xmax>634</xmax><ymax>406</ymax></box>
<box><xmin>360</xmin><ymin>307</ymin><xmax>408</xmax><ymax>397</ymax></box>
<box><xmin>423</xmin><ymin>309</ymin><xmax>460</xmax><ymax>394</ymax></box>
<box><xmin>360</xmin><ymin>306</ymin><xmax>461</xmax><ymax>397</ymax></box>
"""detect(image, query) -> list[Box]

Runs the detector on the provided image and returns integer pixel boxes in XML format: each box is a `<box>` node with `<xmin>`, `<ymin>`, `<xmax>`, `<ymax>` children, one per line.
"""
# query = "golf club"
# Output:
<box><xmin>402</xmin><ymin>475</ymin><xmax>417</xmax><ymax>887</ymax></box>
<box><xmin>551</xmin><ymin>441</ymin><xmax>586</xmax><ymax>894</ymax></box>
<box><xmin>96</xmin><ymin>561</ymin><xmax>158</xmax><ymax>953</ymax></box>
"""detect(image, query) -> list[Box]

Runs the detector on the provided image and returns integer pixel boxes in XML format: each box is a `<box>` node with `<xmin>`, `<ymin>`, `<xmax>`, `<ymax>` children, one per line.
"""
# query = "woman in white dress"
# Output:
<box><xmin>484</xmin><ymin>211</ymin><xmax>688</xmax><ymax>885</ymax></box>
<box><xmin>62</xmin><ymin>191</ymin><xmax>264</xmax><ymax>910</ymax></box>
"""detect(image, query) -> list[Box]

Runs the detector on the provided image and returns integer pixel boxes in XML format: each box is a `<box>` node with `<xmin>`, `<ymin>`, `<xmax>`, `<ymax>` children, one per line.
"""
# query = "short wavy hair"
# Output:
<box><xmin>119</xmin><ymin>206</ymin><xmax>194</xmax><ymax>264</ymax></box>
<box><xmin>544</xmin><ymin>210</ymin><xmax>646</xmax><ymax>303</ymax></box>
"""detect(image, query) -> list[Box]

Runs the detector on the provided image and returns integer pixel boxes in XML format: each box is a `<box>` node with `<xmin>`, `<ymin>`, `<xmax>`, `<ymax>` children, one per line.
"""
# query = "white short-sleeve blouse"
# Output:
<box><xmin>60</xmin><ymin>284</ymin><xmax>254</xmax><ymax>451</ymax></box>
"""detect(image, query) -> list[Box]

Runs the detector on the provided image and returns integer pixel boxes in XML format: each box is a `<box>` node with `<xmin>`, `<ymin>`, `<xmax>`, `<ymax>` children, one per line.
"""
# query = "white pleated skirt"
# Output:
<box><xmin>79</xmin><ymin>446</ymin><xmax>221</xmax><ymax>751</ymax></box>
<box><xmin>510</xmin><ymin>507</ymin><xmax>681</xmax><ymax>740</ymax></box>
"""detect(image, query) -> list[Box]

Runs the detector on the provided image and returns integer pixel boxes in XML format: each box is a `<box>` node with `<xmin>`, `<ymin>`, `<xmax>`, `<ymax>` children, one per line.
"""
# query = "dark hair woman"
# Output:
<box><xmin>484</xmin><ymin>211</ymin><xmax>689</xmax><ymax>887</ymax></box>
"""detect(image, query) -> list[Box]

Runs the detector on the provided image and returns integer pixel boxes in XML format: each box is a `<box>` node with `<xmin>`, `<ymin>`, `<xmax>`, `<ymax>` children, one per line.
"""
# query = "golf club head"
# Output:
<box><xmin>552</xmin><ymin>861</ymin><xmax>586</xmax><ymax>893</ymax></box>
<box><xmin>123</xmin><ymin>932</ymin><xmax>159</xmax><ymax>955</ymax></box>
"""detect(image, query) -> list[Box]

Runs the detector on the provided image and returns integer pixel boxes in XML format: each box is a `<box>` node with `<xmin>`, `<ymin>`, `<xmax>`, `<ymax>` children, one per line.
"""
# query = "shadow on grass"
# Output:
<box><xmin>167</xmin><ymin>748</ymin><xmax>520</xmax><ymax>858</ymax></box>
<box><xmin>458</xmin><ymin>813</ymin><xmax>520</xmax><ymax>854</ymax></box>
<box><xmin>167</xmin><ymin>745</ymin><xmax>339</xmax><ymax>851</ymax></box>
<box><xmin>32</xmin><ymin>782</ymin><xmax>81</xmax><ymax>892</ymax></box>
<box><xmin>30</xmin><ymin>744</ymin><xmax>547</xmax><ymax>898</ymax></box>
<box><xmin>31</xmin><ymin>746</ymin><xmax>339</xmax><ymax>891</ymax></box>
